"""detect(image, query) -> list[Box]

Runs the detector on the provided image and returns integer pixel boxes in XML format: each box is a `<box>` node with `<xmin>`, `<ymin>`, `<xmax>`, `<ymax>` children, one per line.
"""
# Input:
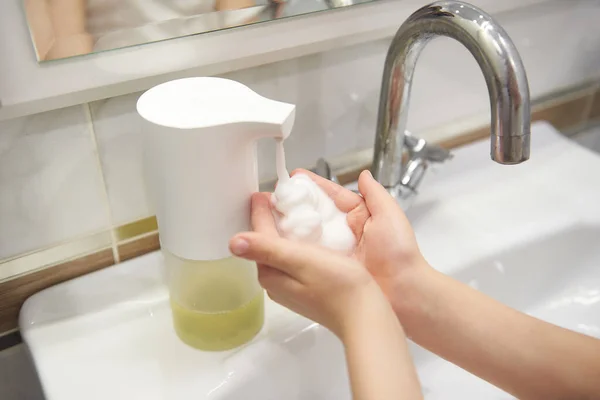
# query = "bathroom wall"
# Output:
<box><xmin>0</xmin><ymin>0</ymin><xmax>600</xmax><ymax>339</ymax></box>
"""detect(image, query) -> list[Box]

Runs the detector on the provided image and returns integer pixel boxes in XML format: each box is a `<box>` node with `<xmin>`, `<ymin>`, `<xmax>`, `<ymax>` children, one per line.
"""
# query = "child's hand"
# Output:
<box><xmin>229</xmin><ymin>192</ymin><xmax>384</xmax><ymax>338</ymax></box>
<box><xmin>230</xmin><ymin>168</ymin><xmax>429</xmax><ymax>336</ymax></box>
<box><xmin>285</xmin><ymin>169</ymin><xmax>428</xmax><ymax>303</ymax></box>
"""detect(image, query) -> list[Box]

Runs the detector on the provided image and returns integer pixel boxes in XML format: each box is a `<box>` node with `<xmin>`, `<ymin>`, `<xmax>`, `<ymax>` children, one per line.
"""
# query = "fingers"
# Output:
<box><xmin>291</xmin><ymin>168</ymin><xmax>363</xmax><ymax>213</ymax></box>
<box><xmin>250</xmin><ymin>192</ymin><xmax>279</xmax><ymax>236</ymax></box>
<box><xmin>229</xmin><ymin>231</ymin><xmax>342</xmax><ymax>282</ymax></box>
<box><xmin>357</xmin><ymin>170</ymin><xmax>400</xmax><ymax>216</ymax></box>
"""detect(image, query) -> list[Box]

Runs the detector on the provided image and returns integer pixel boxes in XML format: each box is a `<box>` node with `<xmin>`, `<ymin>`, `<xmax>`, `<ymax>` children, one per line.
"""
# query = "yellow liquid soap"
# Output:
<box><xmin>164</xmin><ymin>252</ymin><xmax>265</xmax><ymax>351</ymax></box>
<box><xmin>171</xmin><ymin>291</ymin><xmax>264</xmax><ymax>351</ymax></box>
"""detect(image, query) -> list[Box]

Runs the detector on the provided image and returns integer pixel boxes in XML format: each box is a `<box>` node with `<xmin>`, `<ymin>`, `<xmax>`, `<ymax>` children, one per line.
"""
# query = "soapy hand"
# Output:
<box><xmin>277</xmin><ymin>169</ymin><xmax>427</xmax><ymax>297</ymax></box>
<box><xmin>229</xmin><ymin>169</ymin><xmax>427</xmax><ymax>335</ymax></box>
<box><xmin>229</xmin><ymin>192</ymin><xmax>382</xmax><ymax>338</ymax></box>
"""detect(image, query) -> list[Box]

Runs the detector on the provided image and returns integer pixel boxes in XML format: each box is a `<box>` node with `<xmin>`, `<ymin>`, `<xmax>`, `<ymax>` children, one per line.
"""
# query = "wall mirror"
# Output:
<box><xmin>23</xmin><ymin>0</ymin><xmax>381</xmax><ymax>62</ymax></box>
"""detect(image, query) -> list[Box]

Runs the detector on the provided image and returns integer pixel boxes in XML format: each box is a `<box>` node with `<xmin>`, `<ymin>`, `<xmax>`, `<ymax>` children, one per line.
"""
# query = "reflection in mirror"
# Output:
<box><xmin>23</xmin><ymin>0</ymin><xmax>381</xmax><ymax>62</ymax></box>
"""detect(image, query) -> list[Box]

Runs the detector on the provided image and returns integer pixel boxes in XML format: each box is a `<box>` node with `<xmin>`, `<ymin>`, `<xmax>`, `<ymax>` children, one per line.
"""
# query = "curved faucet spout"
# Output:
<box><xmin>372</xmin><ymin>1</ymin><xmax>531</xmax><ymax>189</ymax></box>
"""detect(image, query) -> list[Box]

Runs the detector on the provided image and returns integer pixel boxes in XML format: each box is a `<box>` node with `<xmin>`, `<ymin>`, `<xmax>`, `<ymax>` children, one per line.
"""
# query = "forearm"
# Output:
<box><xmin>342</xmin><ymin>286</ymin><xmax>422</xmax><ymax>400</ymax></box>
<box><xmin>394</xmin><ymin>266</ymin><xmax>600</xmax><ymax>399</ymax></box>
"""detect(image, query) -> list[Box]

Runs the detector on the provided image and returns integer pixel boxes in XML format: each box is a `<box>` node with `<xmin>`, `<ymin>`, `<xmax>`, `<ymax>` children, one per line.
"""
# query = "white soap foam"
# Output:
<box><xmin>271</xmin><ymin>141</ymin><xmax>355</xmax><ymax>254</ymax></box>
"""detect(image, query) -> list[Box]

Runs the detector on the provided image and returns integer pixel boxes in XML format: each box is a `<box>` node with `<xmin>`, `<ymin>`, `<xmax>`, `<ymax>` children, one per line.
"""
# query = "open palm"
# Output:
<box><xmin>253</xmin><ymin>169</ymin><xmax>426</xmax><ymax>299</ymax></box>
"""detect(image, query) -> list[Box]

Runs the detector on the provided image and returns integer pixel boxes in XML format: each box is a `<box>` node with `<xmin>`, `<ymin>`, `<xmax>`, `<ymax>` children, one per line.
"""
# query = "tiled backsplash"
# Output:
<box><xmin>1</xmin><ymin>0</ymin><xmax>600</xmax><ymax>337</ymax></box>
<box><xmin>91</xmin><ymin>95</ymin><xmax>153</xmax><ymax>226</ymax></box>
<box><xmin>0</xmin><ymin>106</ymin><xmax>110</xmax><ymax>263</ymax></box>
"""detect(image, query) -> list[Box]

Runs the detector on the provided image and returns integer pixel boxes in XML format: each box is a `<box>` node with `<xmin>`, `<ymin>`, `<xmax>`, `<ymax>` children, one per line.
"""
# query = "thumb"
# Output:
<box><xmin>229</xmin><ymin>232</ymin><xmax>344</xmax><ymax>282</ymax></box>
<box><xmin>357</xmin><ymin>170</ymin><xmax>401</xmax><ymax>216</ymax></box>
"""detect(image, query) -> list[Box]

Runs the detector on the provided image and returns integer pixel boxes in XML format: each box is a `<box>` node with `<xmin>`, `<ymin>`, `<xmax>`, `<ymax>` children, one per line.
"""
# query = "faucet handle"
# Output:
<box><xmin>400</xmin><ymin>132</ymin><xmax>452</xmax><ymax>192</ymax></box>
<box><xmin>312</xmin><ymin>132</ymin><xmax>452</xmax><ymax>197</ymax></box>
<box><xmin>403</xmin><ymin>131</ymin><xmax>452</xmax><ymax>163</ymax></box>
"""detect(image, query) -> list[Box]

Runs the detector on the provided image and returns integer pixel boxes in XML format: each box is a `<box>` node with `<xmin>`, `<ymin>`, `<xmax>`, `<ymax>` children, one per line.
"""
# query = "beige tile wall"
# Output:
<box><xmin>91</xmin><ymin>94</ymin><xmax>153</xmax><ymax>226</ymax></box>
<box><xmin>0</xmin><ymin>105</ymin><xmax>110</xmax><ymax>265</ymax></box>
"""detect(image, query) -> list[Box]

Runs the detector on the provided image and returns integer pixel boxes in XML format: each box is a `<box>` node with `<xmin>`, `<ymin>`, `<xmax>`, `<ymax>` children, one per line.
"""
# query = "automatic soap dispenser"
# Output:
<box><xmin>137</xmin><ymin>77</ymin><xmax>296</xmax><ymax>351</ymax></box>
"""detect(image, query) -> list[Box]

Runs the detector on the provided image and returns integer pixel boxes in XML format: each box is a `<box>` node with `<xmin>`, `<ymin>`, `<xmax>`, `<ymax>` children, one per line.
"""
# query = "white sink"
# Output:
<box><xmin>20</xmin><ymin>122</ymin><xmax>600</xmax><ymax>399</ymax></box>
<box><xmin>409</xmin><ymin>225</ymin><xmax>600</xmax><ymax>399</ymax></box>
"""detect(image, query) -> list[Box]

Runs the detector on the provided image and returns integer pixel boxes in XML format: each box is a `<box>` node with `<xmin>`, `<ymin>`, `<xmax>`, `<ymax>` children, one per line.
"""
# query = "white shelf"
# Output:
<box><xmin>0</xmin><ymin>0</ymin><xmax>552</xmax><ymax>121</ymax></box>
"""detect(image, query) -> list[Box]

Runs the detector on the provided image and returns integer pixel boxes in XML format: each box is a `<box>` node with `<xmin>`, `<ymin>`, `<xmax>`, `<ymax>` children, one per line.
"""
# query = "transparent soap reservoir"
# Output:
<box><xmin>164</xmin><ymin>250</ymin><xmax>264</xmax><ymax>351</ymax></box>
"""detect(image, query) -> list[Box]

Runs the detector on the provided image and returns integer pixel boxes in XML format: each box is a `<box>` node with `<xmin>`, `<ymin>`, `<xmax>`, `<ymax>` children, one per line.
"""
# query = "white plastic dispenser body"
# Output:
<box><xmin>137</xmin><ymin>77</ymin><xmax>296</xmax><ymax>350</ymax></box>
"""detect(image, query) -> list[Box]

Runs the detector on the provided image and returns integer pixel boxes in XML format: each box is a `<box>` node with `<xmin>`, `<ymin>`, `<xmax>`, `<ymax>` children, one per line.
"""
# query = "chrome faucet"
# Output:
<box><xmin>371</xmin><ymin>1</ymin><xmax>531</xmax><ymax>207</ymax></box>
<box><xmin>313</xmin><ymin>1</ymin><xmax>531</xmax><ymax>208</ymax></box>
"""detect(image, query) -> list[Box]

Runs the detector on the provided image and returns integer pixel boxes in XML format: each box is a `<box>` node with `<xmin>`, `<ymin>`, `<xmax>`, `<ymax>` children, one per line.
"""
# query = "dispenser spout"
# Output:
<box><xmin>137</xmin><ymin>77</ymin><xmax>296</xmax><ymax>140</ymax></box>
